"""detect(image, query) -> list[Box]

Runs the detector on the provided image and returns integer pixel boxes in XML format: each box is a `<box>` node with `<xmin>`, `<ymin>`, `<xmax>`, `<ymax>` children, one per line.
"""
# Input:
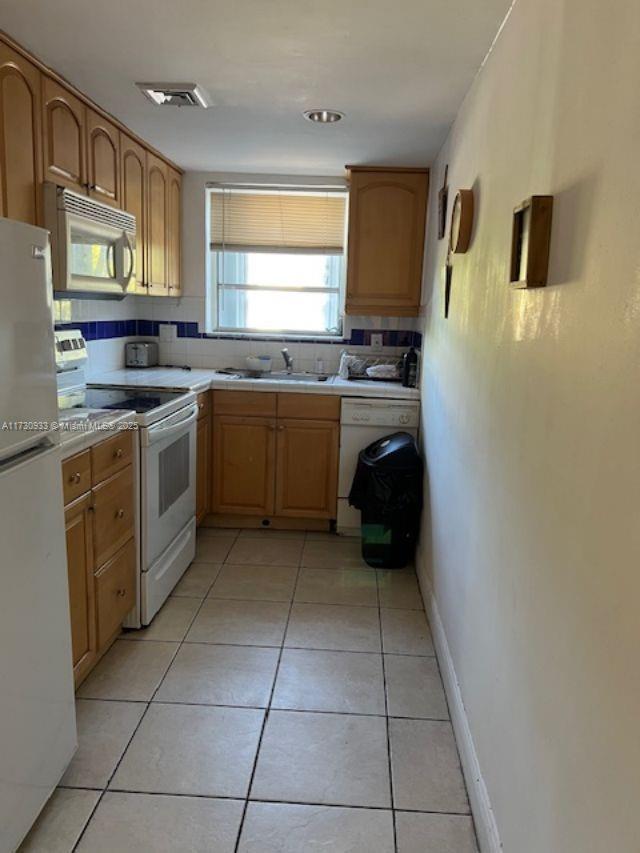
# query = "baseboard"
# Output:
<box><xmin>416</xmin><ymin>550</ymin><xmax>503</xmax><ymax>853</ymax></box>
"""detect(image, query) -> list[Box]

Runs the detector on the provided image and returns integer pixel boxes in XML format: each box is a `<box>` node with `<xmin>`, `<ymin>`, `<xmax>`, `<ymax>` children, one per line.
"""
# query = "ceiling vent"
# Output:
<box><xmin>136</xmin><ymin>83</ymin><xmax>212</xmax><ymax>108</ymax></box>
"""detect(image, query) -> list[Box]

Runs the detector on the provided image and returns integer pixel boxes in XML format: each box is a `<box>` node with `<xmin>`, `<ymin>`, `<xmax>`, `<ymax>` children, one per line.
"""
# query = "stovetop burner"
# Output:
<box><xmin>59</xmin><ymin>386</ymin><xmax>187</xmax><ymax>415</ymax></box>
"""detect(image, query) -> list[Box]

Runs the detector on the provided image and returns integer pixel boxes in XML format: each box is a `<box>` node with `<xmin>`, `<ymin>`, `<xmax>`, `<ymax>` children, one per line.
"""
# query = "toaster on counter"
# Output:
<box><xmin>125</xmin><ymin>341</ymin><xmax>159</xmax><ymax>368</ymax></box>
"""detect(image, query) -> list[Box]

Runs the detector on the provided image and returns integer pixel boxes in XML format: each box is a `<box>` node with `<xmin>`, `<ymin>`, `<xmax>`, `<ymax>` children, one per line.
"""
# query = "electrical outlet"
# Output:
<box><xmin>159</xmin><ymin>323</ymin><xmax>177</xmax><ymax>342</ymax></box>
<box><xmin>370</xmin><ymin>332</ymin><xmax>383</xmax><ymax>353</ymax></box>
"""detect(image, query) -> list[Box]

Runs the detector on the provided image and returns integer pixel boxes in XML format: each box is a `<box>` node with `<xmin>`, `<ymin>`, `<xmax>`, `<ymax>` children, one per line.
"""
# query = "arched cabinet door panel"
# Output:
<box><xmin>42</xmin><ymin>77</ymin><xmax>86</xmax><ymax>192</ymax></box>
<box><xmin>345</xmin><ymin>167</ymin><xmax>428</xmax><ymax>316</ymax></box>
<box><xmin>120</xmin><ymin>132</ymin><xmax>147</xmax><ymax>291</ymax></box>
<box><xmin>87</xmin><ymin>108</ymin><xmax>120</xmax><ymax>206</ymax></box>
<box><xmin>0</xmin><ymin>42</ymin><xmax>43</xmax><ymax>224</ymax></box>
<box><xmin>146</xmin><ymin>152</ymin><xmax>168</xmax><ymax>295</ymax></box>
<box><xmin>168</xmin><ymin>167</ymin><xmax>182</xmax><ymax>296</ymax></box>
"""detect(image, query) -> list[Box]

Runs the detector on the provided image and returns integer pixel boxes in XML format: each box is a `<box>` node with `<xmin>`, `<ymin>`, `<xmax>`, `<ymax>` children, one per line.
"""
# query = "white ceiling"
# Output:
<box><xmin>0</xmin><ymin>0</ymin><xmax>512</xmax><ymax>175</ymax></box>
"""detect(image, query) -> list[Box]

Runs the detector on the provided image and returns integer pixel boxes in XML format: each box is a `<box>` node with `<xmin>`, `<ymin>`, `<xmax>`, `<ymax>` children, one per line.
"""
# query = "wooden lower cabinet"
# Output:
<box><xmin>65</xmin><ymin>492</ymin><xmax>97</xmax><ymax>686</ymax></box>
<box><xmin>95</xmin><ymin>539</ymin><xmax>136</xmax><ymax>650</ymax></box>
<box><xmin>62</xmin><ymin>437</ymin><xmax>137</xmax><ymax>688</ymax></box>
<box><xmin>210</xmin><ymin>391</ymin><xmax>339</xmax><ymax>526</ymax></box>
<box><xmin>275</xmin><ymin>419</ymin><xmax>339</xmax><ymax>519</ymax></box>
<box><xmin>212</xmin><ymin>415</ymin><xmax>276</xmax><ymax>516</ymax></box>
<box><xmin>62</xmin><ymin>449</ymin><xmax>92</xmax><ymax>505</ymax></box>
<box><xmin>196</xmin><ymin>413</ymin><xmax>211</xmax><ymax>525</ymax></box>
<box><xmin>92</xmin><ymin>464</ymin><xmax>135</xmax><ymax>567</ymax></box>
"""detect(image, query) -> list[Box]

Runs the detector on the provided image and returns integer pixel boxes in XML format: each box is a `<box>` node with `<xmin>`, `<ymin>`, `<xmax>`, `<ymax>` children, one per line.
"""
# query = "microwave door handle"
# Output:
<box><xmin>123</xmin><ymin>231</ymin><xmax>134</xmax><ymax>285</ymax></box>
<box><xmin>107</xmin><ymin>242</ymin><xmax>116</xmax><ymax>280</ymax></box>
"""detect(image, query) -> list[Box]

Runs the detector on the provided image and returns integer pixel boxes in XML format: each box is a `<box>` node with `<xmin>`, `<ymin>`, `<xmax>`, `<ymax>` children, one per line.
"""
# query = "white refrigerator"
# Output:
<box><xmin>0</xmin><ymin>218</ymin><xmax>77</xmax><ymax>852</ymax></box>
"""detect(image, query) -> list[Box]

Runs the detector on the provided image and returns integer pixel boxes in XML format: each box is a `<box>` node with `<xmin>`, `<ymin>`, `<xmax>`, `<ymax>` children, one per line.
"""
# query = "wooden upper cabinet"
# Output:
<box><xmin>345</xmin><ymin>167</ymin><xmax>429</xmax><ymax>316</ymax></box>
<box><xmin>42</xmin><ymin>76</ymin><xmax>86</xmax><ymax>192</ymax></box>
<box><xmin>275</xmin><ymin>419</ymin><xmax>339</xmax><ymax>519</ymax></box>
<box><xmin>146</xmin><ymin>152</ymin><xmax>168</xmax><ymax>294</ymax></box>
<box><xmin>168</xmin><ymin>167</ymin><xmax>181</xmax><ymax>295</ymax></box>
<box><xmin>120</xmin><ymin>132</ymin><xmax>147</xmax><ymax>290</ymax></box>
<box><xmin>86</xmin><ymin>108</ymin><xmax>120</xmax><ymax>206</ymax></box>
<box><xmin>65</xmin><ymin>492</ymin><xmax>96</xmax><ymax>686</ymax></box>
<box><xmin>0</xmin><ymin>42</ymin><xmax>43</xmax><ymax>225</ymax></box>
<box><xmin>212</xmin><ymin>415</ymin><xmax>276</xmax><ymax>516</ymax></box>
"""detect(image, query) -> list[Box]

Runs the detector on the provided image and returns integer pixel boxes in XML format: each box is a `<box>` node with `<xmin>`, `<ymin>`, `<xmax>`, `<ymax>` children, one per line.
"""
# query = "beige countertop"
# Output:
<box><xmin>88</xmin><ymin>368</ymin><xmax>421</xmax><ymax>400</ymax></box>
<box><xmin>58</xmin><ymin>409</ymin><xmax>137</xmax><ymax>459</ymax></box>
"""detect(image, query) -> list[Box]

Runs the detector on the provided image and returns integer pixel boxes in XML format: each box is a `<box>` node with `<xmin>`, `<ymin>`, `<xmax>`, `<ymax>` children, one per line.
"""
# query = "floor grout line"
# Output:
<box><xmin>74</xmin><ymin>693</ymin><xmax>450</xmax><ymax>722</ymax></box>
<box><xmin>82</xmin><ymin>640</ymin><xmax>436</xmax><ymax>660</ymax></box>
<box><xmin>70</xmin><ymin>566</ymin><xmax>213</xmax><ymax>852</ymax></box>
<box><xmin>377</xmin><ymin>564</ymin><xmax>398</xmax><ymax>853</ymax></box>
<box><xmin>63</xmin><ymin>531</ymin><xmax>466</xmax><ymax>852</ymax></box>
<box><xmin>61</xmin><ymin>784</ymin><xmax>473</xmax><ymax>816</ymax></box>
<box><xmin>232</xmin><ymin>538</ymin><xmax>305</xmax><ymax>853</ymax></box>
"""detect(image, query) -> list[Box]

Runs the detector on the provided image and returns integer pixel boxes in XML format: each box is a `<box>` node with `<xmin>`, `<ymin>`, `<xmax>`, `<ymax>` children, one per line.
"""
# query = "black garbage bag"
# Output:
<box><xmin>348</xmin><ymin>432</ymin><xmax>423</xmax><ymax>568</ymax></box>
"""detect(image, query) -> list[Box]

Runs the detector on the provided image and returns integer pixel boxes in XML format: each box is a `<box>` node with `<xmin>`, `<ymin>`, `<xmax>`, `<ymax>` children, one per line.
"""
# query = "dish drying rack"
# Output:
<box><xmin>339</xmin><ymin>353</ymin><xmax>403</xmax><ymax>382</ymax></box>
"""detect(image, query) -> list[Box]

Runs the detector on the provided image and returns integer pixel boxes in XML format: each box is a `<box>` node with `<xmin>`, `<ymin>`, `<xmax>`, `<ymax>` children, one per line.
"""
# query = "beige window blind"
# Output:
<box><xmin>210</xmin><ymin>188</ymin><xmax>346</xmax><ymax>254</ymax></box>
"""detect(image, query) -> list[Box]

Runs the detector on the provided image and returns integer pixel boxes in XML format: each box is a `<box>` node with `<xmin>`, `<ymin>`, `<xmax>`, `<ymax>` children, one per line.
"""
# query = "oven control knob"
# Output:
<box><xmin>399</xmin><ymin>414</ymin><xmax>410</xmax><ymax>425</ymax></box>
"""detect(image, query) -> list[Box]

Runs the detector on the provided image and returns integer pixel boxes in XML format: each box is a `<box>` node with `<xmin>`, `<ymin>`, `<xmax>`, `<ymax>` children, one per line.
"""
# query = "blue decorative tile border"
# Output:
<box><xmin>54</xmin><ymin>319</ymin><xmax>422</xmax><ymax>349</ymax></box>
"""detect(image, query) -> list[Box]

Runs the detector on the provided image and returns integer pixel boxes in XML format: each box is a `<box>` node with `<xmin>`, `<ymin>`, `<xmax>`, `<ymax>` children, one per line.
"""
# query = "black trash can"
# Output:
<box><xmin>348</xmin><ymin>432</ymin><xmax>423</xmax><ymax>569</ymax></box>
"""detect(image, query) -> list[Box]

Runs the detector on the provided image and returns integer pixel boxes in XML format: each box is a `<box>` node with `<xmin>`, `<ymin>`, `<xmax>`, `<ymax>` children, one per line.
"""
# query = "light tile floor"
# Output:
<box><xmin>20</xmin><ymin>528</ymin><xmax>478</xmax><ymax>853</ymax></box>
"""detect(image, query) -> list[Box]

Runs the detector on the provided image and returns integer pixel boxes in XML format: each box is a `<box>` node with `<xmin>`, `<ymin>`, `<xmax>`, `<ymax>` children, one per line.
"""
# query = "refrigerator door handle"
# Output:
<box><xmin>0</xmin><ymin>437</ymin><xmax>57</xmax><ymax>475</ymax></box>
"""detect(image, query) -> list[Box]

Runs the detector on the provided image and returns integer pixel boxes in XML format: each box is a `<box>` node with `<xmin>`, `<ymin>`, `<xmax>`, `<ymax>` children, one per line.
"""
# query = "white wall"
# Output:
<box><xmin>418</xmin><ymin>0</ymin><xmax>640</xmax><ymax>851</ymax></box>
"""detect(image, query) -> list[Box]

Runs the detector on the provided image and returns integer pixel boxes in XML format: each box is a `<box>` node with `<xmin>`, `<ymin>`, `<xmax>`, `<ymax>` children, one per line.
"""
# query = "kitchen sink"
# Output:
<box><xmin>216</xmin><ymin>368</ymin><xmax>329</xmax><ymax>382</ymax></box>
<box><xmin>257</xmin><ymin>371</ymin><xmax>328</xmax><ymax>382</ymax></box>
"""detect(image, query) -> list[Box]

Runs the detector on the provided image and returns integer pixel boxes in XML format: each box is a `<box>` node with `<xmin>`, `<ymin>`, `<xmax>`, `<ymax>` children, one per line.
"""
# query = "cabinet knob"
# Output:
<box><xmin>278</xmin><ymin>425</ymin><xmax>285</xmax><ymax>431</ymax></box>
<box><xmin>70</xmin><ymin>472</ymin><xmax>82</xmax><ymax>483</ymax></box>
<box><xmin>116</xmin><ymin>588</ymin><xmax>126</xmax><ymax>598</ymax></box>
<box><xmin>116</xmin><ymin>508</ymin><xmax>125</xmax><ymax>519</ymax></box>
<box><xmin>114</xmin><ymin>448</ymin><xmax>124</xmax><ymax>458</ymax></box>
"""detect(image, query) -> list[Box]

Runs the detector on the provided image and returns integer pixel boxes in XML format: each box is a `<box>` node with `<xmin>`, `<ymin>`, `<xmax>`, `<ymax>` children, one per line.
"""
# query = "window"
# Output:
<box><xmin>207</xmin><ymin>185</ymin><xmax>348</xmax><ymax>336</ymax></box>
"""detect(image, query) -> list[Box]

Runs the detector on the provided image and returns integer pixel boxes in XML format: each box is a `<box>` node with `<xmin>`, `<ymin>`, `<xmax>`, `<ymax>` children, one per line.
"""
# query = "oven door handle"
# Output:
<box><xmin>147</xmin><ymin>404</ymin><xmax>199</xmax><ymax>446</ymax></box>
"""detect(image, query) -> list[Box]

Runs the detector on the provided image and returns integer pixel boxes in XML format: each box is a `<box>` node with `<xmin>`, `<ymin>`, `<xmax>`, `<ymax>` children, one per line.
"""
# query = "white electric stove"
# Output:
<box><xmin>56</xmin><ymin>330</ymin><xmax>197</xmax><ymax>625</ymax></box>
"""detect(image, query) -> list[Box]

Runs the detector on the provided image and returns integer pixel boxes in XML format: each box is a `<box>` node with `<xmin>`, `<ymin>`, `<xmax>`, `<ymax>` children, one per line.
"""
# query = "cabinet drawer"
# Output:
<box><xmin>277</xmin><ymin>393</ymin><xmax>340</xmax><ymax>421</ymax></box>
<box><xmin>62</xmin><ymin>450</ymin><xmax>91</xmax><ymax>504</ymax></box>
<box><xmin>197</xmin><ymin>390</ymin><xmax>211</xmax><ymax>420</ymax></box>
<box><xmin>213</xmin><ymin>390</ymin><xmax>276</xmax><ymax>417</ymax></box>
<box><xmin>91</xmin><ymin>431</ymin><xmax>134</xmax><ymax>484</ymax></box>
<box><xmin>95</xmin><ymin>538</ymin><xmax>136</xmax><ymax>649</ymax></box>
<box><xmin>92</xmin><ymin>464</ymin><xmax>135</xmax><ymax>567</ymax></box>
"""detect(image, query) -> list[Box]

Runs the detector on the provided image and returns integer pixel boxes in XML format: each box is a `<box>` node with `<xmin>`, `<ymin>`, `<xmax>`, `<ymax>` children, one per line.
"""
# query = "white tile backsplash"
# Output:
<box><xmin>59</xmin><ymin>295</ymin><xmax>420</xmax><ymax>377</ymax></box>
<box><xmin>85</xmin><ymin>338</ymin><xmax>135</xmax><ymax>379</ymax></box>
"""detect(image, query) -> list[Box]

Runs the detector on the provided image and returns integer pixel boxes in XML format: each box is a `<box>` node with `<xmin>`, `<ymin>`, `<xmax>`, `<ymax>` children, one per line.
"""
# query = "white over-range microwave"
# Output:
<box><xmin>44</xmin><ymin>182</ymin><xmax>136</xmax><ymax>297</ymax></box>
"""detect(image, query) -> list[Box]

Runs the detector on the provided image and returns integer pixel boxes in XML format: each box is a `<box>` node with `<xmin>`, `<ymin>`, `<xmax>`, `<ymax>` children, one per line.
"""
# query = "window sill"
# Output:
<box><xmin>203</xmin><ymin>330</ymin><xmax>347</xmax><ymax>343</ymax></box>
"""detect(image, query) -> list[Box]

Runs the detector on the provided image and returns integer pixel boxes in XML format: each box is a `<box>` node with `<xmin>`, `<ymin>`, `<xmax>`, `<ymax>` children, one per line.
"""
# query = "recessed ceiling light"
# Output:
<box><xmin>303</xmin><ymin>109</ymin><xmax>344</xmax><ymax>124</ymax></box>
<box><xmin>136</xmin><ymin>82</ymin><xmax>212</xmax><ymax>108</ymax></box>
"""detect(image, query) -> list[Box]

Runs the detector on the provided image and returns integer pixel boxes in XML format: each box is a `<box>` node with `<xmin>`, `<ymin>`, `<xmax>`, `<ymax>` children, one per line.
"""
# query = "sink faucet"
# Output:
<box><xmin>281</xmin><ymin>348</ymin><xmax>293</xmax><ymax>373</ymax></box>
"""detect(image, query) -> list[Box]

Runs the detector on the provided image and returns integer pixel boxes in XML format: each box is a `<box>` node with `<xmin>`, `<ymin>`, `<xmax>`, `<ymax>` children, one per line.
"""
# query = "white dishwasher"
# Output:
<box><xmin>338</xmin><ymin>397</ymin><xmax>421</xmax><ymax>535</ymax></box>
